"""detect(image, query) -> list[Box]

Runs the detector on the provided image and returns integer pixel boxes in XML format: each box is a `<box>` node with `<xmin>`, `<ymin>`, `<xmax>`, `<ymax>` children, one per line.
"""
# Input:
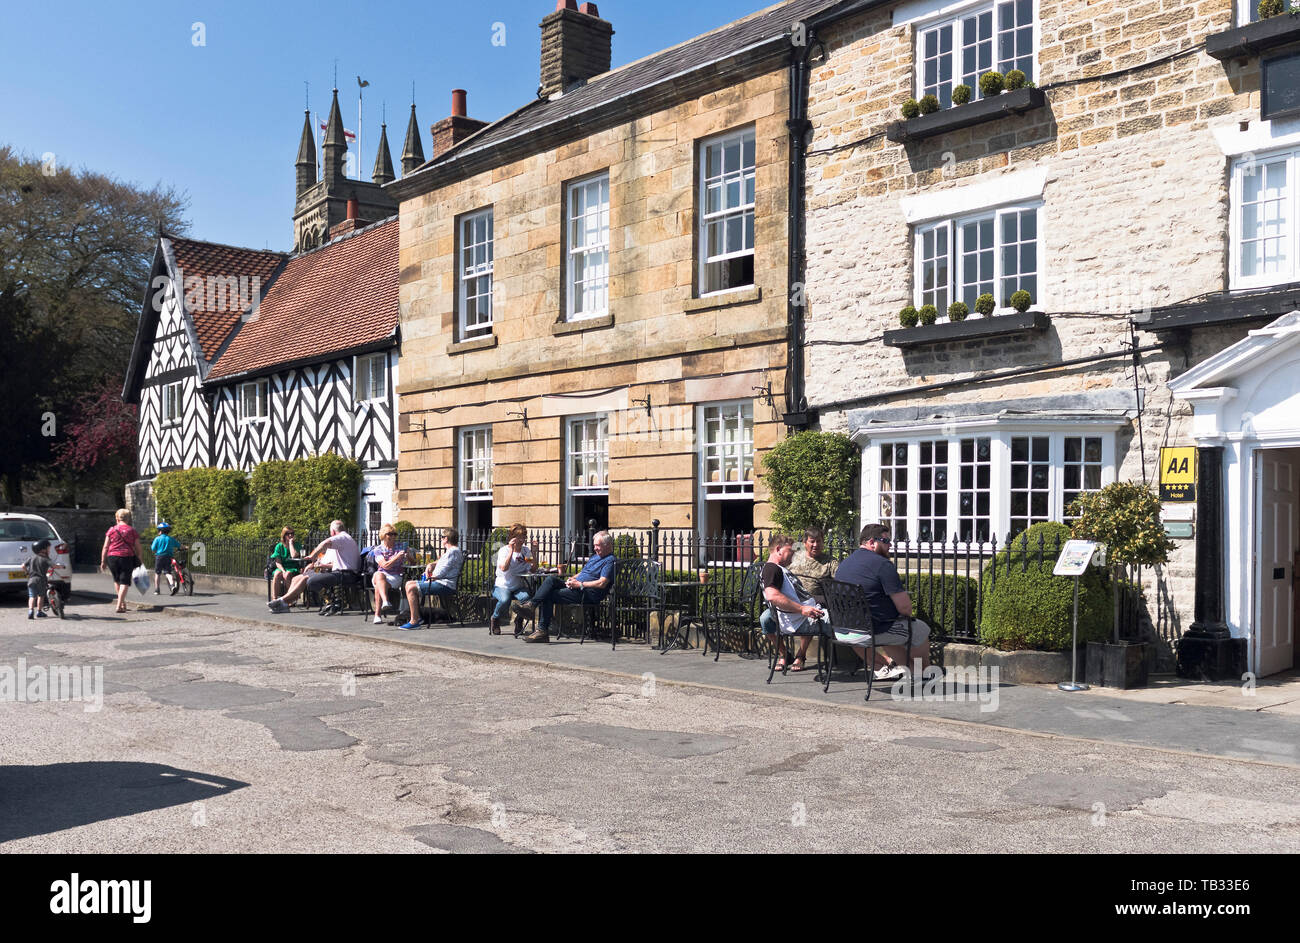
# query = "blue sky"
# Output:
<box><xmin>3</xmin><ymin>0</ymin><xmax>775</xmax><ymax>251</ymax></box>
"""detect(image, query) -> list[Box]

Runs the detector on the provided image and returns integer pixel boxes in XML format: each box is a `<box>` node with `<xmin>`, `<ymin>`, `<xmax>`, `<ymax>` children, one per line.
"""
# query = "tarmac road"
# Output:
<box><xmin>2</xmin><ymin>592</ymin><xmax>1299</xmax><ymax>853</ymax></box>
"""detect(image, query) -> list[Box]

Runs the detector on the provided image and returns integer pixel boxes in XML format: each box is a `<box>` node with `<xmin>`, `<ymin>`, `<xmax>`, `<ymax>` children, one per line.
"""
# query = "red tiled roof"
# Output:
<box><xmin>166</xmin><ymin>237</ymin><xmax>286</xmax><ymax>362</ymax></box>
<box><xmin>206</xmin><ymin>218</ymin><xmax>399</xmax><ymax>381</ymax></box>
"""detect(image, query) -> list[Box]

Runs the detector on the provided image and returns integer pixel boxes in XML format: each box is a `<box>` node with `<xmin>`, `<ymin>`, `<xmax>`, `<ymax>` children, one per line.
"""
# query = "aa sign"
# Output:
<box><xmin>1159</xmin><ymin>447</ymin><xmax>1196</xmax><ymax>502</ymax></box>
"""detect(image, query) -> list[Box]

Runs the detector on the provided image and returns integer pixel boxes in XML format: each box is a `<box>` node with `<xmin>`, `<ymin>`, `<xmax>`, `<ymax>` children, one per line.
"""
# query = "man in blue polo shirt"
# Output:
<box><xmin>521</xmin><ymin>531</ymin><xmax>618</xmax><ymax>643</ymax></box>
<box><xmin>834</xmin><ymin>522</ymin><xmax>931</xmax><ymax>680</ymax></box>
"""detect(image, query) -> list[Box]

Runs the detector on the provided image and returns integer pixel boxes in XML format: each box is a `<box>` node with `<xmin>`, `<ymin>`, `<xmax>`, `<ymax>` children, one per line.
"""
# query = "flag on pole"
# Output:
<box><xmin>320</xmin><ymin>121</ymin><xmax>356</xmax><ymax>141</ymax></box>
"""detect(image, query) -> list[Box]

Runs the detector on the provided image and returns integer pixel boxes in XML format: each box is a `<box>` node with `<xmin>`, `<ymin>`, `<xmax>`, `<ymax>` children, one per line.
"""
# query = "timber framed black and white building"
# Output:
<box><xmin>122</xmin><ymin>89</ymin><xmax>414</xmax><ymax>531</ymax></box>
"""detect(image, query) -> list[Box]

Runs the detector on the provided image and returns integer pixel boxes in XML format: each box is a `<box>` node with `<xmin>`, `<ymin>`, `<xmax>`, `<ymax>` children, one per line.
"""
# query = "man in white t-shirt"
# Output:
<box><xmin>759</xmin><ymin>534</ymin><xmax>830</xmax><ymax>673</ymax></box>
<box><xmin>268</xmin><ymin>520</ymin><xmax>361</xmax><ymax>613</ymax></box>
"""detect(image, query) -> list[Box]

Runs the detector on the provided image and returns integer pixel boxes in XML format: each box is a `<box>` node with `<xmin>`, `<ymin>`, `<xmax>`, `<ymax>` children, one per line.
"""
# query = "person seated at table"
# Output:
<box><xmin>370</xmin><ymin>523</ymin><xmax>409</xmax><ymax>624</ymax></box>
<box><xmin>269</xmin><ymin>526</ymin><xmax>304</xmax><ymax>599</ymax></box>
<box><xmin>789</xmin><ymin>526</ymin><xmax>835</xmax><ymax>607</ymax></box>
<box><xmin>519</xmin><ymin>531</ymin><xmax>617</xmax><ymax>644</ymax></box>
<box><xmin>399</xmin><ymin>529</ymin><xmax>465</xmax><ymax>630</ymax></box>
<box><xmin>759</xmin><ymin>534</ymin><xmax>829</xmax><ymax>672</ymax></box>
<box><xmin>267</xmin><ymin>520</ymin><xmax>361</xmax><ymax>613</ymax></box>
<box><xmin>833</xmin><ymin>523</ymin><xmax>931</xmax><ymax>680</ymax></box>
<box><xmin>490</xmin><ymin>524</ymin><xmax>536</xmax><ymax>635</ymax></box>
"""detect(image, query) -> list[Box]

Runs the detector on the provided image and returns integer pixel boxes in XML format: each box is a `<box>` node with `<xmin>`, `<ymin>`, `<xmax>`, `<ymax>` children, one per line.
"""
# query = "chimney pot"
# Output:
<box><xmin>346</xmin><ymin>197</ymin><xmax>359</xmax><ymax>220</ymax></box>
<box><xmin>579</xmin><ymin>2</ymin><xmax>599</xmax><ymax>15</ymax></box>
<box><xmin>555</xmin><ymin>0</ymin><xmax>577</xmax><ymax>9</ymax></box>
<box><xmin>451</xmin><ymin>89</ymin><xmax>467</xmax><ymax>117</ymax></box>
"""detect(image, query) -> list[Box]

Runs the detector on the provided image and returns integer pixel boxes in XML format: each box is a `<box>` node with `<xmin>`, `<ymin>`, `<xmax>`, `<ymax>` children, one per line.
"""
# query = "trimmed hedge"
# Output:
<box><xmin>906</xmin><ymin>572</ymin><xmax>980</xmax><ymax>639</ymax></box>
<box><xmin>249</xmin><ymin>454</ymin><xmax>362</xmax><ymax>536</ymax></box>
<box><xmin>153</xmin><ymin>467</ymin><xmax>248</xmax><ymax>536</ymax></box>
<box><xmin>978</xmin><ymin>522</ymin><xmax>1111</xmax><ymax>651</ymax></box>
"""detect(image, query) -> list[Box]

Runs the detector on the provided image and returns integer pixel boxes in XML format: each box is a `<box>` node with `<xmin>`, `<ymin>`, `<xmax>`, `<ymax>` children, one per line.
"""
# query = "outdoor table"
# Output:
<box><xmin>658</xmin><ymin>580</ymin><xmax>710</xmax><ymax>652</ymax></box>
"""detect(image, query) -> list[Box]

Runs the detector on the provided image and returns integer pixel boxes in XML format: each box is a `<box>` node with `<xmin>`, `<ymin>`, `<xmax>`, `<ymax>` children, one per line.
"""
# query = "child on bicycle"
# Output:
<box><xmin>152</xmin><ymin>522</ymin><xmax>182</xmax><ymax>595</ymax></box>
<box><xmin>25</xmin><ymin>539</ymin><xmax>56</xmax><ymax>619</ymax></box>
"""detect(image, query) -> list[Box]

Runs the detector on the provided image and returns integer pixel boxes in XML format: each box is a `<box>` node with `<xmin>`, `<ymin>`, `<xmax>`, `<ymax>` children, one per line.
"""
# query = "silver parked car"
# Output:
<box><xmin>0</xmin><ymin>513</ymin><xmax>72</xmax><ymax>599</ymax></box>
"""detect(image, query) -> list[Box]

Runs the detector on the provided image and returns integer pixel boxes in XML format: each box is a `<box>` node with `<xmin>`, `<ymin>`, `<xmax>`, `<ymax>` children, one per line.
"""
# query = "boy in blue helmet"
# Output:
<box><xmin>151</xmin><ymin>522</ymin><xmax>182</xmax><ymax>595</ymax></box>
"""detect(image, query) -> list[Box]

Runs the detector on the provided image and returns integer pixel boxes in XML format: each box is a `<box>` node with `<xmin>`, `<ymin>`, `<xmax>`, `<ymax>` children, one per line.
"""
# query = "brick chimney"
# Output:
<box><xmin>539</xmin><ymin>0</ymin><xmax>614</xmax><ymax>99</ymax></box>
<box><xmin>430</xmin><ymin>89</ymin><xmax>489</xmax><ymax>159</ymax></box>
<box><xmin>328</xmin><ymin>197</ymin><xmax>362</xmax><ymax>241</ymax></box>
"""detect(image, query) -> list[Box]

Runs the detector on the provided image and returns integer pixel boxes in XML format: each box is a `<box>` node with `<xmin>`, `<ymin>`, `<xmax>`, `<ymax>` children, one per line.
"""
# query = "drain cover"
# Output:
<box><xmin>322</xmin><ymin>665</ymin><xmax>399</xmax><ymax>677</ymax></box>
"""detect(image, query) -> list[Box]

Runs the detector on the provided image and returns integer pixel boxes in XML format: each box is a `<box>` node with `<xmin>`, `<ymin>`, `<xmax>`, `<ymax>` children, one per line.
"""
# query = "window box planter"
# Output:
<box><xmin>883</xmin><ymin>310</ymin><xmax>1049</xmax><ymax>348</ymax></box>
<box><xmin>1206</xmin><ymin>12</ymin><xmax>1300</xmax><ymax>61</ymax></box>
<box><xmin>1142</xmin><ymin>281</ymin><xmax>1300</xmax><ymax>332</ymax></box>
<box><xmin>886</xmin><ymin>87</ymin><xmax>1047</xmax><ymax>144</ymax></box>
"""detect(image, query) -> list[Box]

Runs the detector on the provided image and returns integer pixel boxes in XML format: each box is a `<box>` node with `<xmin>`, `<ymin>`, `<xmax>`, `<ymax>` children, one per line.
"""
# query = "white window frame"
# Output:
<box><xmin>1231</xmin><ymin>146</ymin><xmax>1298</xmax><ymax>290</ymax></box>
<box><xmin>861</xmin><ymin>419</ymin><xmax>1119</xmax><ymax>547</ymax></box>
<box><xmin>457</xmin><ymin>425</ymin><xmax>493</xmax><ymax>527</ymax></box>
<box><xmin>913</xmin><ymin>201</ymin><xmax>1041</xmax><ymax>316</ymax></box>
<box><xmin>914</xmin><ymin>0</ymin><xmax>1037</xmax><ymax>108</ymax></box>
<box><xmin>566</xmin><ymin>414</ymin><xmax>609</xmax><ymax>532</ymax></box>
<box><xmin>457</xmin><ymin>208</ymin><xmax>494</xmax><ymax>340</ymax></box>
<box><xmin>698</xmin><ymin>128</ymin><xmax>757</xmax><ymax>297</ymax></box>
<box><xmin>161</xmin><ymin>381</ymin><xmax>183</xmax><ymax>428</ymax></box>
<box><xmin>565</xmin><ymin>173</ymin><xmax>611</xmax><ymax>321</ymax></box>
<box><xmin>353</xmin><ymin>352</ymin><xmax>387</xmax><ymax>405</ymax></box>
<box><xmin>1238</xmin><ymin>0</ymin><xmax>1262</xmax><ymax>26</ymax></box>
<box><xmin>699</xmin><ymin>401</ymin><xmax>755</xmax><ymax>501</ymax></box>
<box><xmin>237</xmin><ymin>379</ymin><xmax>268</xmax><ymax>424</ymax></box>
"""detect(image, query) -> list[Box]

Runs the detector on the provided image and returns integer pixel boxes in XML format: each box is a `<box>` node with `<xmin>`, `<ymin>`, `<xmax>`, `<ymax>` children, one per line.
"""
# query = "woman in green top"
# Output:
<box><xmin>270</xmin><ymin>526</ymin><xmax>304</xmax><ymax>599</ymax></box>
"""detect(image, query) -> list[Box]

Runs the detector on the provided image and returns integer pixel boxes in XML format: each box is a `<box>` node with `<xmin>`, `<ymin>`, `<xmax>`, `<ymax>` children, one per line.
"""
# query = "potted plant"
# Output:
<box><xmin>975</xmin><ymin>292</ymin><xmax>996</xmax><ymax>317</ymax></box>
<box><xmin>948</xmin><ymin>301</ymin><xmax>969</xmax><ymax>322</ymax></box>
<box><xmin>901</xmin><ymin>98</ymin><xmax>920</xmax><ymax>119</ymax></box>
<box><xmin>918</xmin><ymin>94</ymin><xmax>940</xmax><ymax>115</ymax></box>
<box><xmin>1005</xmin><ymin>69</ymin><xmax>1027</xmax><ymax>91</ymax></box>
<box><xmin>978</xmin><ymin>71</ymin><xmax>1005</xmax><ymax>97</ymax></box>
<box><xmin>918</xmin><ymin>303</ymin><xmax>938</xmax><ymax>325</ymax></box>
<box><xmin>952</xmin><ymin>84</ymin><xmax>972</xmax><ymax>105</ymax></box>
<box><xmin>1009</xmin><ymin>289</ymin><xmax>1032</xmax><ymax>313</ymax></box>
<box><xmin>1258</xmin><ymin>0</ymin><xmax>1285</xmax><ymax>16</ymax></box>
<box><xmin>899</xmin><ymin>305</ymin><xmax>919</xmax><ymax>327</ymax></box>
<box><xmin>1069</xmin><ymin>482</ymin><xmax>1176</xmax><ymax>688</ymax></box>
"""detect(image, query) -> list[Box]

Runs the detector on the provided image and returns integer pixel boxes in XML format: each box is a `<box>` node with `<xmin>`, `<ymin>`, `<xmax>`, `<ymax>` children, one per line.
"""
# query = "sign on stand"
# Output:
<box><xmin>1054</xmin><ymin>539</ymin><xmax>1099</xmax><ymax>692</ymax></box>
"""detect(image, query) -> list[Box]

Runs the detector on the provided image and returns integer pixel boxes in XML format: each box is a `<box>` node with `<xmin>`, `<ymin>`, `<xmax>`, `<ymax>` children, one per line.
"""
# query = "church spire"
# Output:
<box><xmin>295</xmin><ymin>109</ymin><xmax>317</xmax><ymax>197</ymax></box>
<box><xmin>400</xmin><ymin>103</ymin><xmax>425</xmax><ymax>177</ymax></box>
<box><xmin>372</xmin><ymin>123</ymin><xmax>395</xmax><ymax>185</ymax></box>
<box><xmin>322</xmin><ymin>87</ymin><xmax>347</xmax><ymax>184</ymax></box>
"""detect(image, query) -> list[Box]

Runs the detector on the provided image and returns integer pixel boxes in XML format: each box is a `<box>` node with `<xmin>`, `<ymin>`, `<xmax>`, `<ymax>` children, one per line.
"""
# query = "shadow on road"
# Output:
<box><xmin>0</xmin><ymin>762</ymin><xmax>248</xmax><ymax>843</ymax></box>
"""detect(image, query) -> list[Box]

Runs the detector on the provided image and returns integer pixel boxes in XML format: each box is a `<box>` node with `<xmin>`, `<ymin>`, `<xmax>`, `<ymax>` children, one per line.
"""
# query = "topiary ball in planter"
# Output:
<box><xmin>978</xmin><ymin>71</ymin><xmax>1005</xmax><ymax>97</ymax></box>
<box><xmin>979</xmin><ymin>522</ymin><xmax>1112</xmax><ymax>651</ymax></box>
<box><xmin>948</xmin><ymin>301</ymin><xmax>969</xmax><ymax>322</ymax></box>
<box><xmin>899</xmin><ymin>305</ymin><xmax>919</xmax><ymax>327</ymax></box>
<box><xmin>918</xmin><ymin>94</ymin><xmax>940</xmax><ymax>115</ymax></box>
<box><xmin>1009</xmin><ymin>289</ymin><xmax>1032</xmax><ymax>313</ymax></box>
<box><xmin>952</xmin><ymin>84</ymin><xmax>972</xmax><ymax>105</ymax></box>
<box><xmin>901</xmin><ymin>98</ymin><xmax>921</xmax><ymax>119</ymax></box>
<box><xmin>1005</xmin><ymin>69</ymin><xmax>1027</xmax><ymax>91</ymax></box>
<box><xmin>975</xmin><ymin>292</ymin><xmax>996</xmax><ymax>317</ymax></box>
<box><xmin>1258</xmin><ymin>0</ymin><xmax>1285</xmax><ymax>17</ymax></box>
<box><xmin>918</xmin><ymin>304</ymin><xmax>938</xmax><ymax>325</ymax></box>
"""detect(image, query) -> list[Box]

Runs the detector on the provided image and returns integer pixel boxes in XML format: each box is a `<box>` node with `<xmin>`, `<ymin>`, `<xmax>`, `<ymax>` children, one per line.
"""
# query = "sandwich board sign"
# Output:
<box><xmin>1159</xmin><ymin>446</ymin><xmax>1197</xmax><ymax>502</ymax></box>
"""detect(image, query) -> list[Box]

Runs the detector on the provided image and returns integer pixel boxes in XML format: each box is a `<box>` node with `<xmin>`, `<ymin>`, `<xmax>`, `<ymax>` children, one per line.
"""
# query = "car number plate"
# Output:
<box><xmin>9</xmin><ymin>571</ymin><xmax>27</xmax><ymax>580</ymax></box>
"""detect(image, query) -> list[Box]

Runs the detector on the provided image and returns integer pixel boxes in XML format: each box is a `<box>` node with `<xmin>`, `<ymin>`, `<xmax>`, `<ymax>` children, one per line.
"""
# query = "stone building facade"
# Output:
<box><xmin>798</xmin><ymin>0</ymin><xmax>1300</xmax><ymax>674</ymax></box>
<box><xmin>390</xmin><ymin>1</ymin><xmax>842</xmax><ymax>537</ymax></box>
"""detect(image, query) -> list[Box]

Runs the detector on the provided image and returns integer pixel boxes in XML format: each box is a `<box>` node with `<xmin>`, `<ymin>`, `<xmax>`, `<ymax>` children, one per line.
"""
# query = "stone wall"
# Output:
<box><xmin>397</xmin><ymin>68</ymin><xmax>792</xmax><ymax>531</ymax></box>
<box><xmin>802</xmin><ymin>0</ymin><xmax>1269</xmax><ymax>661</ymax></box>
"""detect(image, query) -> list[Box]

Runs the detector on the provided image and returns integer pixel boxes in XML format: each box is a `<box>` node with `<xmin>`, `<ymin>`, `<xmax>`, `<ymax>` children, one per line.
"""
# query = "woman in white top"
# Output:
<box><xmin>371</xmin><ymin>523</ymin><xmax>408</xmax><ymax>624</ymax></box>
<box><xmin>490</xmin><ymin>523</ymin><xmax>537</xmax><ymax>634</ymax></box>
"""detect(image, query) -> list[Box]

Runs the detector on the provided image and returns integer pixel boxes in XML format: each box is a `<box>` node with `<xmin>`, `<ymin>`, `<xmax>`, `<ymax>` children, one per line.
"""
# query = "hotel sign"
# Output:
<box><xmin>1159</xmin><ymin>447</ymin><xmax>1197</xmax><ymax>502</ymax></box>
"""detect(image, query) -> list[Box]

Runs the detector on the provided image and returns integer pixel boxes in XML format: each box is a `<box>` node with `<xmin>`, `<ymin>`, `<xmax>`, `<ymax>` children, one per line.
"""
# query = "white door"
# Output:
<box><xmin>1257</xmin><ymin>449</ymin><xmax>1297</xmax><ymax>676</ymax></box>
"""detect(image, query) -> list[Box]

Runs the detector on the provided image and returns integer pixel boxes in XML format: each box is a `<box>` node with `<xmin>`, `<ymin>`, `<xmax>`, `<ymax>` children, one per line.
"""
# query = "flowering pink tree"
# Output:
<box><xmin>54</xmin><ymin>381</ymin><xmax>138</xmax><ymax>495</ymax></box>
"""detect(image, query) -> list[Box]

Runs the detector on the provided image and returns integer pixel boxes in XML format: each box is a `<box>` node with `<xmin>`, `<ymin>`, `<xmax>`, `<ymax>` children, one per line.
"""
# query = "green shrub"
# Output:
<box><xmin>979</xmin><ymin>71</ymin><xmax>1005</xmax><ymax>97</ymax></box>
<box><xmin>952</xmin><ymin>84</ymin><xmax>972</xmax><ymax>105</ymax></box>
<box><xmin>393</xmin><ymin>519</ymin><xmax>417</xmax><ymax>540</ymax></box>
<box><xmin>613</xmin><ymin>533</ymin><xmax>641</xmax><ymax>560</ymax></box>
<box><xmin>1005</xmin><ymin>69</ymin><xmax>1027</xmax><ymax>90</ymax></box>
<box><xmin>918</xmin><ymin>94</ymin><xmax>940</xmax><ymax>115</ymax></box>
<box><xmin>1009</xmin><ymin>289</ymin><xmax>1032</xmax><ymax>312</ymax></box>
<box><xmin>225</xmin><ymin>521</ymin><xmax>265</xmax><ymax>540</ymax></box>
<box><xmin>978</xmin><ymin>522</ymin><xmax>1111</xmax><ymax>651</ymax></box>
<box><xmin>760</xmin><ymin>430</ymin><xmax>860</xmax><ymax>535</ymax></box>
<box><xmin>919</xmin><ymin>304</ymin><xmax>938</xmax><ymax>325</ymax></box>
<box><xmin>1069</xmin><ymin>481</ymin><xmax>1174</xmax><ymax>567</ymax></box>
<box><xmin>153</xmin><ymin>467</ymin><xmax>249</xmax><ymax>537</ymax></box>
<box><xmin>249</xmin><ymin>453</ymin><xmax>362</xmax><ymax>535</ymax></box>
<box><xmin>975</xmin><ymin>292</ymin><xmax>996</xmax><ymax>316</ymax></box>
<box><xmin>901</xmin><ymin>98</ymin><xmax>921</xmax><ymax>119</ymax></box>
<box><xmin>948</xmin><ymin>301</ymin><xmax>969</xmax><ymax>322</ymax></box>
<box><xmin>907</xmin><ymin>573</ymin><xmax>980</xmax><ymax>639</ymax></box>
<box><xmin>899</xmin><ymin>305</ymin><xmax>920</xmax><ymax>327</ymax></box>
<box><xmin>1258</xmin><ymin>0</ymin><xmax>1285</xmax><ymax>16</ymax></box>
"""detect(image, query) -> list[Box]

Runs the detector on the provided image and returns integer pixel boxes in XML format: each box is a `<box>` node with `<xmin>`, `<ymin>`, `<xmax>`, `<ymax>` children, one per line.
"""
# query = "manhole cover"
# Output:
<box><xmin>322</xmin><ymin>665</ymin><xmax>400</xmax><ymax>677</ymax></box>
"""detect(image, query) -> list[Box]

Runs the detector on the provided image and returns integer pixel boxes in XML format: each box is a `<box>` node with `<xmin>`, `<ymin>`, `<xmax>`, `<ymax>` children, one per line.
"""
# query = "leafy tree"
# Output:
<box><xmin>0</xmin><ymin>146</ymin><xmax>186</xmax><ymax>503</ymax></box>
<box><xmin>1068</xmin><ymin>481</ymin><xmax>1174</xmax><ymax>567</ymax></box>
<box><xmin>52</xmin><ymin>379</ymin><xmax>138</xmax><ymax>501</ymax></box>
<box><xmin>760</xmin><ymin>430</ymin><xmax>860</xmax><ymax>536</ymax></box>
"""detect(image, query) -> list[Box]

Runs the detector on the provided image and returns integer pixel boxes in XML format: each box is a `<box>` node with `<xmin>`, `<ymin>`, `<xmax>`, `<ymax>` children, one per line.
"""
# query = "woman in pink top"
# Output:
<box><xmin>101</xmin><ymin>508</ymin><xmax>146</xmax><ymax>613</ymax></box>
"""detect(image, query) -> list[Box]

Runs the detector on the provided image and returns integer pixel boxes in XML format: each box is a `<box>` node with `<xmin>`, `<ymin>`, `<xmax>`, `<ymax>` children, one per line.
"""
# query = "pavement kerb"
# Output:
<box><xmin>110</xmin><ymin>592</ymin><xmax>1299</xmax><ymax>772</ymax></box>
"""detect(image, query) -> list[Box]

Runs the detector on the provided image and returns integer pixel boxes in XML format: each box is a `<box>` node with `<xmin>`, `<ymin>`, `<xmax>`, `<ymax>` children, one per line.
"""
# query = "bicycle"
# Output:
<box><xmin>169</xmin><ymin>547</ymin><xmax>195</xmax><ymax>596</ymax></box>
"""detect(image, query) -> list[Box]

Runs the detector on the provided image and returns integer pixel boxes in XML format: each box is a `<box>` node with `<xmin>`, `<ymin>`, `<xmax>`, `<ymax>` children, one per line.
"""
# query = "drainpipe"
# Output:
<box><xmin>784</xmin><ymin>29</ymin><xmax>818</xmax><ymax>429</ymax></box>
